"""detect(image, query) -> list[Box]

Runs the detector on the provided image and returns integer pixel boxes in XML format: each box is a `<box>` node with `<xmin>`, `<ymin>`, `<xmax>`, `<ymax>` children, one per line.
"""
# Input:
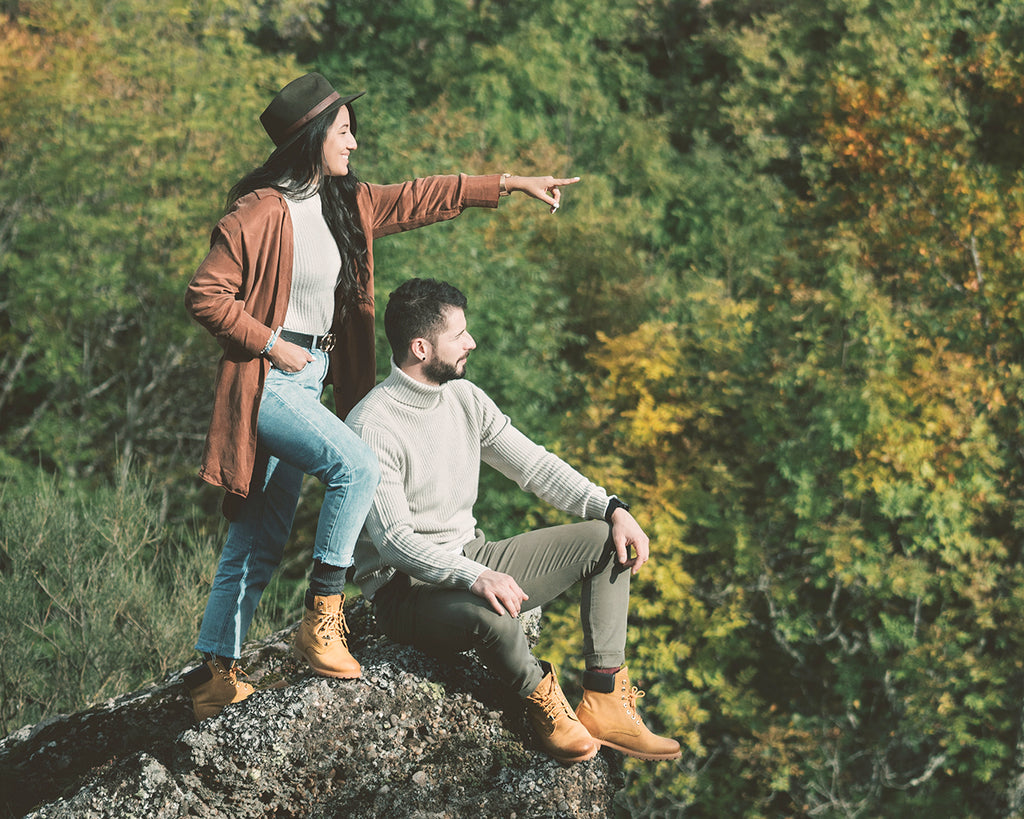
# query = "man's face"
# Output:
<box><xmin>422</xmin><ymin>306</ymin><xmax>476</xmax><ymax>385</ymax></box>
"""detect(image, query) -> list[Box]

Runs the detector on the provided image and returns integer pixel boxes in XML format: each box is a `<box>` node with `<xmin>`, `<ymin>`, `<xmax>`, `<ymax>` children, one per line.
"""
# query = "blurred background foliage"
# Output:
<box><xmin>3</xmin><ymin>0</ymin><xmax>1024</xmax><ymax>814</ymax></box>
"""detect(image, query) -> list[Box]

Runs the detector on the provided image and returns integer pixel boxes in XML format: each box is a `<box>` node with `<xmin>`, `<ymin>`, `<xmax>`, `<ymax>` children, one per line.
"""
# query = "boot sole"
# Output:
<box><xmin>594</xmin><ymin>738</ymin><xmax>681</xmax><ymax>761</ymax></box>
<box><xmin>292</xmin><ymin>646</ymin><xmax>361</xmax><ymax>679</ymax></box>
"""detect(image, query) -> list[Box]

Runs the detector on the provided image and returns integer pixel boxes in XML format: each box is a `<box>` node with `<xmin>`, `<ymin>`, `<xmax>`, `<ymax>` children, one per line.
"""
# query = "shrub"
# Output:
<box><xmin>0</xmin><ymin>467</ymin><xmax>218</xmax><ymax>735</ymax></box>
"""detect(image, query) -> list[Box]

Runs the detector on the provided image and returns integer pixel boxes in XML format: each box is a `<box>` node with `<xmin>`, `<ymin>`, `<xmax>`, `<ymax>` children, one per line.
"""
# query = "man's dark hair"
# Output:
<box><xmin>385</xmin><ymin>278</ymin><xmax>468</xmax><ymax>363</ymax></box>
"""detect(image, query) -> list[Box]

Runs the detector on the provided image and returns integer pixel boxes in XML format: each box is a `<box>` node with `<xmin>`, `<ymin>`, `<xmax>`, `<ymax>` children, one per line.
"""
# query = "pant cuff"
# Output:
<box><xmin>584</xmin><ymin>651</ymin><xmax>626</xmax><ymax>670</ymax></box>
<box><xmin>517</xmin><ymin>659</ymin><xmax>546</xmax><ymax>698</ymax></box>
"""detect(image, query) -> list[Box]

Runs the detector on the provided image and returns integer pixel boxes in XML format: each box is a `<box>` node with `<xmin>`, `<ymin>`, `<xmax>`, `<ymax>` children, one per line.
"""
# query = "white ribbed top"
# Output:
<box><xmin>346</xmin><ymin>361</ymin><xmax>611</xmax><ymax>600</ymax></box>
<box><xmin>282</xmin><ymin>191</ymin><xmax>341</xmax><ymax>335</ymax></box>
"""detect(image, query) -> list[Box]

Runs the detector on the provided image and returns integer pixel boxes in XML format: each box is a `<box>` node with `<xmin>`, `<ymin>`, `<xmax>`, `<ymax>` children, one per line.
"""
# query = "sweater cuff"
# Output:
<box><xmin>455</xmin><ymin>560</ymin><xmax>490</xmax><ymax>589</ymax></box>
<box><xmin>586</xmin><ymin>493</ymin><xmax>612</xmax><ymax>522</ymax></box>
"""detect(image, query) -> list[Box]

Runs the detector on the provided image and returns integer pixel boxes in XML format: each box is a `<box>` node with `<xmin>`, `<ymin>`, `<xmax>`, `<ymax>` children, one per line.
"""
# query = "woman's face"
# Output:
<box><xmin>321</xmin><ymin>105</ymin><xmax>357</xmax><ymax>177</ymax></box>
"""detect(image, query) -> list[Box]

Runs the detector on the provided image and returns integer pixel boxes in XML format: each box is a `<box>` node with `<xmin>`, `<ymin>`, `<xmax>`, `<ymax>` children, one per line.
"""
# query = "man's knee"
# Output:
<box><xmin>575</xmin><ymin>519</ymin><xmax>617</xmax><ymax>566</ymax></box>
<box><xmin>580</xmin><ymin>518</ymin><xmax>614</xmax><ymax>545</ymax></box>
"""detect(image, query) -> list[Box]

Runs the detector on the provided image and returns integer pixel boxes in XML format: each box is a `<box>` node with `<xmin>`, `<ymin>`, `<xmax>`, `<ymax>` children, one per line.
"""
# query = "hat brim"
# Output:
<box><xmin>265</xmin><ymin>90</ymin><xmax>366</xmax><ymax>162</ymax></box>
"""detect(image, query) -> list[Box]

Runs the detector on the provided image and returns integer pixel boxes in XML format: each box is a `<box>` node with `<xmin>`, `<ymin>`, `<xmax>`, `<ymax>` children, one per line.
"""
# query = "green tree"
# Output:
<box><xmin>0</xmin><ymin>1</ymin><xmax>307</xmax><ymax>518</ymax></box>
<box><xmin>546</xmin><ymin>0</ymin><xmax>1024</xmax><ymax>813</ymax></box>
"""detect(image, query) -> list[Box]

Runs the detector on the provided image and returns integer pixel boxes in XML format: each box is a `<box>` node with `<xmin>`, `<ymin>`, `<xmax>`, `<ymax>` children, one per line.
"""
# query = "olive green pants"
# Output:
<box><xmin>372</xmin><ymin>520</ymin><xmax>630</xmax><ymax>697</ymax></box>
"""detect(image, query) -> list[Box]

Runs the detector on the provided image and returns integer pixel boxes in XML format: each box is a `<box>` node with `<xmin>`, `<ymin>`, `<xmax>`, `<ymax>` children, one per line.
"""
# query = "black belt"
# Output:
<box><xmin>279</xmin><ymin>330</ymin><xmax>336</xmax><ymax>353</ymax></box>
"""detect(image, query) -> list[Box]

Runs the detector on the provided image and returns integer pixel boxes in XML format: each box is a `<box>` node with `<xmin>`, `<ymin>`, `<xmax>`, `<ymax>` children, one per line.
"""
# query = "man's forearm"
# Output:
<box><xmin>367</xmin><ymin>511</ymin><xmax>487</xmax><ymax>589</ymax></box>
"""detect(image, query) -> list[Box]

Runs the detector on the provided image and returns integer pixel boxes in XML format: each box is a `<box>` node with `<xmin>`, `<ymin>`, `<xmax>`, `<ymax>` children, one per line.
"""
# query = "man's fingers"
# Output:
<box><xmin>614</xmin><ymin>535</ymin><xmax>631</xmax><ymax>566</ymax></box>
<box><xmin>503</xmin><ymin>585</ymin><xmax>528</xmax><ymax>617</ymax></box>
<box><xmin>487</xmin><ymin>583</ymin><xmax>528</xmax><ymax>617</ymax></box>
<box><xmin>471</xmin><ymin>571</ymin><xmax>529</xmax><ymax>616</ymax></box>
<box><xmin>495</xmin><ymin>596</ymin><xmax>521</xmax><ymax>617</ymax></box>
<box><xmin>630</xmin><ymin>539</ymin><xmax>651</xmax><ymax>574</ymax></box>
<box><xmin>614</xmin><ymin>535</ymin><xmax>652</xmax><ymax>575</ymax></box>
<box><xmin>487</xmin><ymin>589</ymin><xmax>510</xmax><ymax>617</ymax></box>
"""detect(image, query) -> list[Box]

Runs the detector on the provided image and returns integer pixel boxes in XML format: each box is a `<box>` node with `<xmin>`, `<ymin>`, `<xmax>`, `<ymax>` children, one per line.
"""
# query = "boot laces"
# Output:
<box><xmin>533</xmin><ymin>679</ymin><xmax>574</xmax><ymax>730</ymax></box>
<box><xmin>314</xmin><ymin>607</ymin><xmax>350</xmax><ymax>644</ymax></box>
<box><xmin>620</xmin><ymin>683</ymin><xmax>646</xmax><ymax>725</ymax></box>
<box><xmin>215</xmin><ymin>661</ymin><xmax>248</xmax><ymax>687</ymax></box>
<box><xmin>540</xmin><ymin>690</ymin><xmax>572</xmax><ymax>722</ymax></box>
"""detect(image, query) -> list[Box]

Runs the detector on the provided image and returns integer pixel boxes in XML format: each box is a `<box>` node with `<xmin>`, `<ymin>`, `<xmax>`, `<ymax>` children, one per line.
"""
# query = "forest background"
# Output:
<box><xmin>2</xmin><ymin>0</ymin><xmax>1024</xmax><ymax>815</ymax></box>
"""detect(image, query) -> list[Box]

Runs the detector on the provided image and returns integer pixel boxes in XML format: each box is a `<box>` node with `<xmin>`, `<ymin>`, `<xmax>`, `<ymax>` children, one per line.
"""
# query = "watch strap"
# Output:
<box><xmin>604</xmin><ymin>496</ymin><xmax>631</xmax><ymax>523</ymax></box>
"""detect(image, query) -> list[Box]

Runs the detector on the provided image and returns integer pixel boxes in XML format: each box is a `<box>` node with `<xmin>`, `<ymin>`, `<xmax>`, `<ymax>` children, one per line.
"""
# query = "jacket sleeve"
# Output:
<box><xmin>362</xmin><ymin>173</ymin><xmax>500</xmax><ymax>238</ymax></box>
<box><xmin>184</xmin><ymin>195</ymin><xmax>285</xmax><ymax>356</ymax></box>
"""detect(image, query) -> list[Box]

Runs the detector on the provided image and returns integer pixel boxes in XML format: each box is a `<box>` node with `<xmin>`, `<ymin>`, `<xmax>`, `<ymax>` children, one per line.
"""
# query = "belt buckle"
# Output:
<box><xmin>319</xmin><ymin>333</ymin><xmax>336</xmax><ymax>353</ymax></box>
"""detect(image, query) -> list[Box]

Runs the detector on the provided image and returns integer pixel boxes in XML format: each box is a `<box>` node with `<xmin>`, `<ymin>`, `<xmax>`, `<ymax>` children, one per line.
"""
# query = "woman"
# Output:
<box><xmin>182</xmin><ymin>72</ymin><xmax>579</xmax><ymax>720</ymax></box>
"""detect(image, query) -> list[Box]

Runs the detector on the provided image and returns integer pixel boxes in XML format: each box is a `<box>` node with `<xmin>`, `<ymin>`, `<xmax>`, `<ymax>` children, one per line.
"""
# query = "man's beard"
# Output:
<box><xmin>423</xmin><ymin>357</ymin><xmax>466</xmax><ymax>385</ymax></box>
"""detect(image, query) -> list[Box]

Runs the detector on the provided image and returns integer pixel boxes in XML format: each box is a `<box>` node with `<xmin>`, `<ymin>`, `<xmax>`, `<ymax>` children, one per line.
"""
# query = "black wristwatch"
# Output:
<box><xmin>604</xmin><ymin>496</ymin><xmax>631</xmax><ymax>523</ymax></box>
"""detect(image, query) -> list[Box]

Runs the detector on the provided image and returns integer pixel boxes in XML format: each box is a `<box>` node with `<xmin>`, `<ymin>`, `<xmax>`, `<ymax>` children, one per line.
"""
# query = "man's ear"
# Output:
<box><xmin>410</xmin><ymin>337</ymin><xmax>430</xmax><ymax>363</ymax></box>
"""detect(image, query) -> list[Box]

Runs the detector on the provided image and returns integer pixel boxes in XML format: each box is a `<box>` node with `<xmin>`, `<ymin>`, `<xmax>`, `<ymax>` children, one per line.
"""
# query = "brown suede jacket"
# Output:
<box><xmin>185</xmin><ymin>173</ymin><xmax>500</xmax><ymax>516</ymax></box>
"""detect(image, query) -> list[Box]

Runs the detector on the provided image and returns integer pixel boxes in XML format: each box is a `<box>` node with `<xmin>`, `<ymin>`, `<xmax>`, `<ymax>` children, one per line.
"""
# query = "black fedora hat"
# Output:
<box><xmin>260</xmin><ymin>73</ymin><xmax>365</xmax><ymax>157</ymax></box>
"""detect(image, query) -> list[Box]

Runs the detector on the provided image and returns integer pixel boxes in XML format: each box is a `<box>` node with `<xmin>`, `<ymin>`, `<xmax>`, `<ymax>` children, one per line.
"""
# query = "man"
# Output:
<box><xmin>345</xmin><ymin>278</ymin><xmax>680</xmax><ymax>764</ymax></box>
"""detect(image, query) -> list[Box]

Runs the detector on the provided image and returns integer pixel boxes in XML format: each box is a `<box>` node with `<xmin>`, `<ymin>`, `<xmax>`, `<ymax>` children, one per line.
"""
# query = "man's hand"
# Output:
<box><xmin>610</xmin><ymin>508</ymin><xmax>650</xmax><ymax>575</ymax></box>
<box><xmin>470</xmin><ymin>569</ymin><xmax>529</xmax><ymax>617</ymax></box>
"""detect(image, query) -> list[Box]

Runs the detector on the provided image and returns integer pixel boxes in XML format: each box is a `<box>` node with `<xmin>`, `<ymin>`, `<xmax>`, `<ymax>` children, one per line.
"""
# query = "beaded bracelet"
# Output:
<box><xmin>260</xmin><ymin>326</ymin><xmax>282</xmax><ymax>357</ymax></box>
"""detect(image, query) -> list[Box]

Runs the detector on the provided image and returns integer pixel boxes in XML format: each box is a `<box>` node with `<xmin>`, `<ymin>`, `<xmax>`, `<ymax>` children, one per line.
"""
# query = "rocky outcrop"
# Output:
<box><xmin>0</xmin><ymin>598</ymin><xmax>622</xmax><ymax>818</ymax></box>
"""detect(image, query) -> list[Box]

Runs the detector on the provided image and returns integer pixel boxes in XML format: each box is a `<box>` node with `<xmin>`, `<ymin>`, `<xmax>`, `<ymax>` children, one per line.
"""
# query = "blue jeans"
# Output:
<box><xmin>196</xmin><ymin>350</ymin><xmax>380</xmax><ymax>659</ymax></box>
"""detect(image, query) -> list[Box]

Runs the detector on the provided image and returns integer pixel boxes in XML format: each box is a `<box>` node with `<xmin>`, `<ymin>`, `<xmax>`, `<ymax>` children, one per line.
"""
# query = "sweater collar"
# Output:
<box><xmin>382</xmin><ymin>359</ymin><xmax>446</xmax><ymax>409</ymax></box>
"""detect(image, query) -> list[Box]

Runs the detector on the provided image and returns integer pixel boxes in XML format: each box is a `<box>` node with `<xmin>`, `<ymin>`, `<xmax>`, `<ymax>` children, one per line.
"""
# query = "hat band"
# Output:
<box><xmin>283</xmin><ymin>91</ymin><xmax>342</xmax><ymax>139</ymax></box>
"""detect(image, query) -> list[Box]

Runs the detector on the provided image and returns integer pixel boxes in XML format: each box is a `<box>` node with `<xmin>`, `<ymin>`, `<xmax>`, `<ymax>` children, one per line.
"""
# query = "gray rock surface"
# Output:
<box><xmin>0</xmin><ymin>598</ymin><xmax>622</xmax><ymax>818</ymax></box>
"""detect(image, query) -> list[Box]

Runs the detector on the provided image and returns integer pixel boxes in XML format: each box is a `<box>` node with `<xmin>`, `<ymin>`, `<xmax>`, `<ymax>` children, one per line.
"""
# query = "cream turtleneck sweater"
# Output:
<box><xmin>346</xmin><ymin>361</ymin><xmax>611</xmax><ymax>600</ymax></box>
<box><xmin>282</xmin><ymin>190</ymin><xmax>341</xmax><ymax>335</ymax></box>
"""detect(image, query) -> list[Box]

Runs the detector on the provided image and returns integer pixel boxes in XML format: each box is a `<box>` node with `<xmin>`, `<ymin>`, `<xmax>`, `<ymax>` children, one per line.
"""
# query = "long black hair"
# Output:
<box><xmin>228</xmin><ymin>102</ymin><xmax>369</xmax><ymax>323</ymax></box>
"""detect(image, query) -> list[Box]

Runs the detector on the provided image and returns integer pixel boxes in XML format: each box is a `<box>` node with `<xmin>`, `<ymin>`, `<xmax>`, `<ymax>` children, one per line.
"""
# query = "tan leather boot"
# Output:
<box><xmin>293</xmin><ymin>593</ymin><xmax>361</xmax><ymax>678</ymax></box>
<box><xmin>524</xmin><ymin>661</ymin><xmax>599</xmax><ymax>764</ymax></box>
<box><xmin>183</xmin><ymin>658</ymin><xmax>254</xmax><ymax>721</ymax></box>
<box><xmin>575</xmin><ymin>666</ymin><xmax>681</xmax><ymax>760</ymax></box>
